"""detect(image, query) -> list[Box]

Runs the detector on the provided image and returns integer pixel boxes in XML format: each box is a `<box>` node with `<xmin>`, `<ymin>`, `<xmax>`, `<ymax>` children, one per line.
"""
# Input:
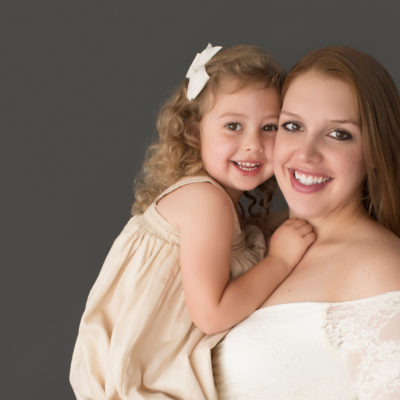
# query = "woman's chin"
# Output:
<box><xmin>287</xmin><ymin>203</ymin><xmax>326</xmax><ymax>221</ymax></box>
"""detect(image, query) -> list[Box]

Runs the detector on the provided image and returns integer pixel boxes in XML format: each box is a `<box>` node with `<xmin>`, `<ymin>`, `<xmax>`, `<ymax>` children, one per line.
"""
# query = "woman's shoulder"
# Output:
<box><xmin>345</xmin><ymin>222</ymin><xmax>400</xmax><ymax>297</ymax></box>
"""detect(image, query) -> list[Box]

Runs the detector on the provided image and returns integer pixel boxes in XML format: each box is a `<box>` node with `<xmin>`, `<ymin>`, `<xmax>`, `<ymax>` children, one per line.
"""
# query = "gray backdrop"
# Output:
<box><xmin>3</xmin><ymin>0</ymin><xmax>400</xmax><ymax>398</ymax></box>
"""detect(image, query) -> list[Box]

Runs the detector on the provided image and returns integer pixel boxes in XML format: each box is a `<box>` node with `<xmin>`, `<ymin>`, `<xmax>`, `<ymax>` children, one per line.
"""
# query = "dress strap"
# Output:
<box><xmin>155</xmin><ymin>175</ymin><xmax>242</xmax><ymax>234</ymax></box>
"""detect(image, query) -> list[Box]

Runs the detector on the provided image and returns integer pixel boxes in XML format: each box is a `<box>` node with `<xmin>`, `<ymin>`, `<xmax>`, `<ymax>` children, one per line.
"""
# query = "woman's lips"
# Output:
<box><xmin>288</xmin><ymin>168</ymin><xmax>333</xmax><ymax>193</ymax></box>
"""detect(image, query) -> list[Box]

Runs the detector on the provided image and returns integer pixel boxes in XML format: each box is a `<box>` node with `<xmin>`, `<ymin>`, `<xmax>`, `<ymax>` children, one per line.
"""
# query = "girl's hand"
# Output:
<box><xmin>268</xmin><ymin>218</ymin><xmax>316</xmax><ymax>272</ymax></box>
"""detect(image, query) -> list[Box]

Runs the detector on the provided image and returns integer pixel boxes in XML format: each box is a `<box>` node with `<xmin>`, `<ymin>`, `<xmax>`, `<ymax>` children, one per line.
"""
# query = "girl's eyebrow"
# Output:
<box><xmin>280</xmin><ymin>110</ymin><xmax>359</xmax><ymax>126</ymax></box>
<box><xmin>218</xmin><ymin>112</ymin><xmax>246</xmax><ymax>119</ymax></box>
<box><xmin>218</xmin><ymin>112</ymin><xmax>280</xmax><ymax>119</ymax></box>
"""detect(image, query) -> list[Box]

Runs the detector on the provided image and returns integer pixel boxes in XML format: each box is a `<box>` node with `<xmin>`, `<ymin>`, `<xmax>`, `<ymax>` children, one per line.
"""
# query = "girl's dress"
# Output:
<box><xmin>70</xmin><ymin>175</ymin><xmax>266</xmax><ymax>400</ymax></box>
<box><xmin>213</xmin><ymin>291</ymin><xmax>400</xmax><ymax>399</ymax></box>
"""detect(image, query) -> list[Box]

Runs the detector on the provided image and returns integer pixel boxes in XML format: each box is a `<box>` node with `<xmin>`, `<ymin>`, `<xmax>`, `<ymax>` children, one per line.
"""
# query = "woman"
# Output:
<box><xmin>213</xmin><ymin>46</ymin><xmax>400</xmax><ymax>399</ymax></box>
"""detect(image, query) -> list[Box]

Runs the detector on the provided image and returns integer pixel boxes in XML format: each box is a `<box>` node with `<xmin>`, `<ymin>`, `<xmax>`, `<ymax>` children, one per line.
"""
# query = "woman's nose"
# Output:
<box><xmin>296</xmin><ymin>138</ymin><xmax>322</xmax><ymax>162</ymax></box>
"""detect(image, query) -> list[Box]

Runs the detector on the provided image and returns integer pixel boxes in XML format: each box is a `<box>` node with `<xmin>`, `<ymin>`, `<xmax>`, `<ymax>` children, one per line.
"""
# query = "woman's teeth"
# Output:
<box><xmin>235</xmin><ymin>161</ymin><xmax>260</xmax><ymax>171</ymax></box>
<box><xmin>294</xmin><ymin>170</ymin><xmax>331</xmax><ymax>185</ymax></box>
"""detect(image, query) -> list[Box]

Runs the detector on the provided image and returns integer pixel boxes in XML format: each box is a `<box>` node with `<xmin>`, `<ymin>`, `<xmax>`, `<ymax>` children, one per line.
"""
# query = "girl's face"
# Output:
<box><xmin>273</xmin><ymin>72</ymin><xmax>366</xmax><ymax>221</ymax></box>
<box><xmin>199</xmin><ymin>81</ymin><xmax>281</xmax><ymax>203</ymax></box>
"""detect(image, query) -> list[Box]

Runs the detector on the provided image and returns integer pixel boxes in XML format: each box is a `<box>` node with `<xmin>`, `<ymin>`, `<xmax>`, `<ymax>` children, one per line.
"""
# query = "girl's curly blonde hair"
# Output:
<box><xmin>131</xmin><ymin>45</ymin><xmax>285</xmax><ymax>216</ymax></box>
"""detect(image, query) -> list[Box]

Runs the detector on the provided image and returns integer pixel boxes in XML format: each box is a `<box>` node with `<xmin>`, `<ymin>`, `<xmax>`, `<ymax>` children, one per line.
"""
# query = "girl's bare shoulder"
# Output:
<box><xmin>156</xmin><ymin>181</ymin><xmax>233</xmax><ymax>229</ymax></box>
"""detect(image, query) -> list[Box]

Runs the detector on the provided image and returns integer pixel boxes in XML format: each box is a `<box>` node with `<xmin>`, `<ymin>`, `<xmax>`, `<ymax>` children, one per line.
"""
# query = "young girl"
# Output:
<box><xmin>70</xmin><ymin>44</ymin><xmax>315</xmax><ymax>400</ymax></box>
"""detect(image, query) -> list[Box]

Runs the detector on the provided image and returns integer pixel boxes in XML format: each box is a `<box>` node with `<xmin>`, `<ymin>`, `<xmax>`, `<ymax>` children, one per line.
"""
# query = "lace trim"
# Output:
<box><xmin>325</xmin><ymin>291</ymin><xmax>400</xmax><ymax>400</ymax></box>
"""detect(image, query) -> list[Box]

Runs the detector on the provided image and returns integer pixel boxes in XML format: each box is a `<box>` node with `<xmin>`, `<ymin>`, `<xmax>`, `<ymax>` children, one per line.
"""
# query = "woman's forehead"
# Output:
<box><xmin>282</xmin><ymin>72</ymin><xmax>359</xmax><ymax>122</ymax></box>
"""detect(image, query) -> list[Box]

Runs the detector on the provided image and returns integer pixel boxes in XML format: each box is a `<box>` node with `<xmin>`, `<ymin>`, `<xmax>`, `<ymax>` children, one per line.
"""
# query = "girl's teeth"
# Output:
<box><xmin>294</xmin><ymin>170</ymin><xmax>331</xmax><ymax>185</ymax></box>
<box><xmin>235</xmin><ymin>161</ymin><xmax>260</xmax><ymax>171</ymax></box>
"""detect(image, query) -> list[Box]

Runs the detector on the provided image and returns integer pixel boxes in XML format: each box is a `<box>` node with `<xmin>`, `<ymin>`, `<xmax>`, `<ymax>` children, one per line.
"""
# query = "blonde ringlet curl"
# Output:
<box><xmin>282</xmin><ymin>46</ymin><xmax>400</xmax><ymax>236</ymax></box>
<box><xmin>132</xmin><ymin>45</ymin><xmax>286</xmax><ymax>217</ymax></box>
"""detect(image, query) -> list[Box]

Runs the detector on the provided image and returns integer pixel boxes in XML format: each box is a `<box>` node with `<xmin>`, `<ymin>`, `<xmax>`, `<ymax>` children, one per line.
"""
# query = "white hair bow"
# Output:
<box><xmin>185</xmin><ymin>43</ymin><xmax>223</xmax><ymax>100</ymax></box>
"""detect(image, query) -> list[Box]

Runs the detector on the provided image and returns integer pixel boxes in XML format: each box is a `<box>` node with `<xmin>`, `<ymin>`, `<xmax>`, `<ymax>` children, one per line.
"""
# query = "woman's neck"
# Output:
<box><xmin>290</xmin><ymin>202</ymin><xmax>371</xmax><ymax>244</ymax></box>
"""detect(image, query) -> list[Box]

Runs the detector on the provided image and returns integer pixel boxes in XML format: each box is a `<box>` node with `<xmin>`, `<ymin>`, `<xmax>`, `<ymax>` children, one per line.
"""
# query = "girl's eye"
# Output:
<box><xmin>328</xmin><ymin>129</ymin><xmax>352</xmax><ymax>141</ymax></box>
<box><xmin>263</xmin><ymin>124</ymin><xmax>278</xmax><ymax>132</ymax></box>
<box><xmin>282</xmin><ymin>122</ymin><xmax>301</xmax><ymax>132</ymax></box>
<box><xmin>225</xmin><ymin>122</ymin><xmax>242</xmax><ymax>131</ymax></box>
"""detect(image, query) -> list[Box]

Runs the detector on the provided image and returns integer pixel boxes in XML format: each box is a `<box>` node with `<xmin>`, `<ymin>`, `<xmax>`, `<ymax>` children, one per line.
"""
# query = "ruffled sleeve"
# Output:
<box><xmin>229</xmin><ymin>224</ymin><xmax>266</xmax><ymax>279</ymax></box>
<box><xmin>325</xmin><ymin>291</ymin><xmax>400</xmax><ymax>400</ymax></box>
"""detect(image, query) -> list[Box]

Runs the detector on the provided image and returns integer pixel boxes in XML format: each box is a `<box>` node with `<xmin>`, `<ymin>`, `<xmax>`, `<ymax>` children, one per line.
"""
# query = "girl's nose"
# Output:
<box><xmin>243</xmin><ymin>133</ymin><xmax>263</xmax><ymax>153</ymax></box>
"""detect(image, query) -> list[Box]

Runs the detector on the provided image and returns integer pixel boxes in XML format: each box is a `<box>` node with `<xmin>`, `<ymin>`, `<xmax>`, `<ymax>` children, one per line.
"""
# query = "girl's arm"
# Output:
<box><xmin>159</xmin><ymin>182</ymin><xmax>315</xmax><ymax>334</ymax></box>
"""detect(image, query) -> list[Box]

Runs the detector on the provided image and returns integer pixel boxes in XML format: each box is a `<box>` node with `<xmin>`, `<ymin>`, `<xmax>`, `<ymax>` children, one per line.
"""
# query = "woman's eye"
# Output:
<box><xmin>263</xmin><ymin>124</ymin><xmax>278</xmax><ymax>132</ymax></box>
<box><xmin>225</xmin><ymin>122</ymin><xmax>242</xmax><ymax>131</ymax></box>
<box><xmin>282</xmin><ymin>122</ymin><xmax>301</xmax><ymax>132</ymax></box>
<box><xmin>328</xmin><ymin>129</ymin><xmax>352</xmax><ymax>140</ymax></box>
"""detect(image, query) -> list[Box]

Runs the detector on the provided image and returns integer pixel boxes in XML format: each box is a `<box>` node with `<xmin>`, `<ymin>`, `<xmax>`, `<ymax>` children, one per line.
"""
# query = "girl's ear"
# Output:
<box><xmin>184</xmin><ymin>122</ymin><xmax>201</xmax><ymax>148</ymax></box>
<box><xmin>190</xmin><ymin>122</ymin><xmax>201</xmax><ymax>136</ymax></box>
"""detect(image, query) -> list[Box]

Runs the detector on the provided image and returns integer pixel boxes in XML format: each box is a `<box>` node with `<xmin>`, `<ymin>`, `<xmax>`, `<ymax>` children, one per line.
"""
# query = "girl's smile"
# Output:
<box><xmin>199</xmin><ymin>81</ymin><xmax>281</xmax><ymax>203</ymax></box>
<box><xmin>232</xmin><ymin>160</ymin><xmax>263</xmax><ymax>175</ymax></box>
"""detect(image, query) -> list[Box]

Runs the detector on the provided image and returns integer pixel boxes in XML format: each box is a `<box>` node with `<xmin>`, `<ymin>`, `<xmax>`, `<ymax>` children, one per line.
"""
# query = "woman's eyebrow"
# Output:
<box><xmin>280</xmin><ymin>110</ymin><xmax>301</xmax><ymax>119</ymax></box>
<box><xmin>329</xmin><ymin>118</ymin><xmax>360</xmax><ymax>126</ymax></box>
<box><xmin>280</xmin><ymin>111</ymin><xmax>359</xmax><ymax>126</ymax></box>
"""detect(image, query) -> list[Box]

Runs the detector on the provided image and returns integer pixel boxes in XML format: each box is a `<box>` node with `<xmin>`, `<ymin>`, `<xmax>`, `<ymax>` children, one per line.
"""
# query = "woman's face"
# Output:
<box><xmin>273</xmin><ymin>71</ymin><xmax>366</xmax><ymax>220</ymax></box>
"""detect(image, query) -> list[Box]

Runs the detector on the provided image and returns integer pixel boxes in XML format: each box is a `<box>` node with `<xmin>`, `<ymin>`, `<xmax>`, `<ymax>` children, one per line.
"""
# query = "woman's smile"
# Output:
<box><xmin>289</xmin><ymin>168</ymin><xmax>333</xmax><ymax>193</ymax></box>
<box><xmin>273</xmin><ymin>71</ymin><xmax>365</xmax><ymax>220</ymax></box>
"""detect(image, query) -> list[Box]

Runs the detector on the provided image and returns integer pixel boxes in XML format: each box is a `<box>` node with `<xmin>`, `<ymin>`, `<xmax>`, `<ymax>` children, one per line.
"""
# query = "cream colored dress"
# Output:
<box><xmin>70</xmin><ymin>176</ymin><xmax>266</xmax><ymax>400</ymax></box>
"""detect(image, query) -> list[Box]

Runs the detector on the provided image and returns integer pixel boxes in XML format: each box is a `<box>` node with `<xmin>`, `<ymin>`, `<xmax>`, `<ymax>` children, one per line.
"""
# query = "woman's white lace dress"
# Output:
<box><xmin>213</xmin><ymin>291</ymin><xmax>400</xmax><ymax>399</ymax></box>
